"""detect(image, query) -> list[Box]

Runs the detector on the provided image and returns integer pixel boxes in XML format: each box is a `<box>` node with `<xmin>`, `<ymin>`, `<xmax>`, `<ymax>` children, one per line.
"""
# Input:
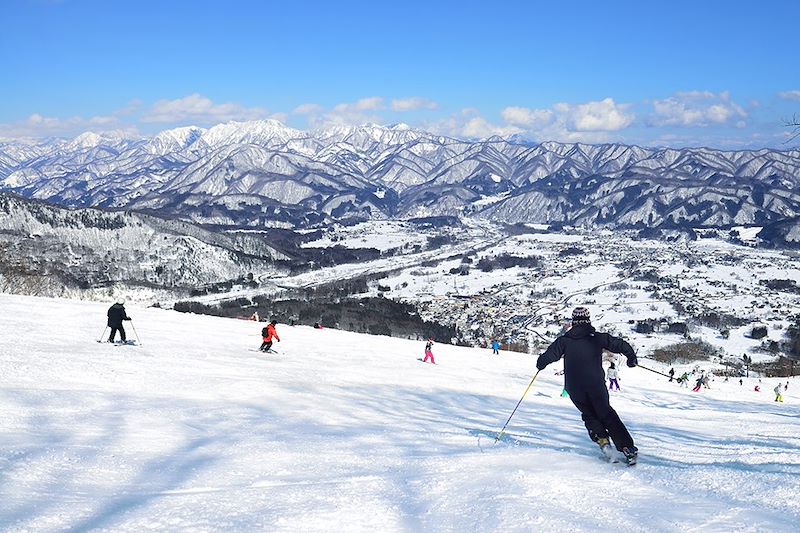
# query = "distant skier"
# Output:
<box><xmin>106</xmin><ymin>300</ymin><xmax>131</xmax><ymax>343</ymax></box>
<box><xmin>785</xmin><ymin>381</ymin><xmax>789</xmax><ymax>392</ymax></box>
<box><xmin>679</xmin><ymin>372</ymin><xmax>689</xmax><ymax>388</ymax></box>
<box><xmin>423</xmin><ymin>337</ymin><xmax>435</xmax><ymax>364</ymax></box>
<box><xmin>692</xmin><ymin>374</ymin><xmax>704</xmax><ymax>392</ymax></box>
<box><xmin>668</xmin><ymin>367</ymin><xmax>675</xmax><ymax>382</ymax></box>
<box><xmin>774</xmin><ymin>383</ymin><xmax>784</xmax><ymax>402</ymax></box>
<box><xmin>260</xmin><ymin>320</ymin><xmax>280</xmax><ymax>352</ymax></box>
<box><xmin>607</xmin><ymin>362</ymin><xmax>620</xmax><ymax>391</ymax></box>
<box><xmin>536</xmin><ymin>306</ymin><xmax>639</xmax><ymax>465</ymax></box>
<box><xmin>491</xmin><ymin>339</ymin><xmax>501</xmax><ymax>355</ymax></box>
<box><xmin>250</xmin><ymin>311</ymin><xmax>260</xmax><ymax>321</ymax></box>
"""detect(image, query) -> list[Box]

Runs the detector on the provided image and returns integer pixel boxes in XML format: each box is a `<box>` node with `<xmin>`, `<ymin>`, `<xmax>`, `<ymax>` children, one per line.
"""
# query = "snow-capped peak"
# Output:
<box><xmin>200</xmin><ymin>119</ymin><xmax>306</xmax><ymax>149</ymax></box>
<box><xmin>68</xmin><ymin>131</ymin><xmax>104</xmax><ymax>149</ymax></box>
<box><xmin>149</xmin><ymin>126</ymin><xmax>206</xmax><ymax>153</ymax></box>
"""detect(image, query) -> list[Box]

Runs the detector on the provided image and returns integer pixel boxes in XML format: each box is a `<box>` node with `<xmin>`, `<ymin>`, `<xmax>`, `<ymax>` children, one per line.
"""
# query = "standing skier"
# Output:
<box><xmin>423</xmin><ymin>337</ymin><xmax>435</xmax><ymax>364</ymax></box>
<box><xmin>536</xmin><ymin>307</ymin><xmax>639</xmax><ymax>465</ymax></box>
<box><xmin>106</xmin><ymin>300</ymin><xmax>131</xmax><ymax>343</ymax></box>
<box><xmin>491</xmin><ymin>339</ymin><xmax>501</xmax><ymax>355</ymax></box>
<box><xmin>774</xmin><ymin>383</ymin><xmax>784</xmax><ymax>402</ymax></box>
<box><xmin>607</xmin><ymin>362</ymin><xmax>620</xmax><ymax>391</ymax></box>
<box><xmin>668</xmin><ymin>367</ymin><xmax>675</xmax><ymax>382</ymax></box>
<box><xmin>260</xmin><ymin>320</ymin><xmax>280</xmax><ymax>352</ymax></box>
<box><xmin>692</xmin><ymin>374</ymin><xmax>704</xmax><ymax>392</ymax></box>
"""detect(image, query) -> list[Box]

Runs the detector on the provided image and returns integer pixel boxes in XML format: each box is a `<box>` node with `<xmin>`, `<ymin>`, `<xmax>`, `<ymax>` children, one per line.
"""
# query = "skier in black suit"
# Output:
<box><xmin>107</xmin><ymin>300</ymin><xmax>131</xmax><ymax>343</ymax></box>
<box><xmin>536</xmin><ymin>307</ymin><xmax>639</xmax><ymax>464</ymax></box>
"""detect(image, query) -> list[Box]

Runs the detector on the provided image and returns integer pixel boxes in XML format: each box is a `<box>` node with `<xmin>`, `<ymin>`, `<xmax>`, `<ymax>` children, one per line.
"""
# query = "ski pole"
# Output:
<box><xmin>494</xmin><ymin>370</ymin><xmax>540</xmax><ymax>444</ymax></box>
<box><xmin>97</xmin><ymin>326</ymin><xmax>108</xmax><ymax>343</ymax></box>
<box><xmin>129</xmin><ymin>320</ymin><xmax>142</xmax><ymax>346</ymax></box>
<box><xmin>636</xmin><ymin>364</ymin><xmax>671</xmax><ymax>378</ymax></box>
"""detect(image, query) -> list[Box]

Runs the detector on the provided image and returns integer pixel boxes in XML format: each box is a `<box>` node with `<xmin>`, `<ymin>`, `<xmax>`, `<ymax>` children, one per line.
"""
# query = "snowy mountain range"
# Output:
<box><xmin>2</xmin><ymin>120</ymin><xmax>800</xmax><ymax>230</ymax></box>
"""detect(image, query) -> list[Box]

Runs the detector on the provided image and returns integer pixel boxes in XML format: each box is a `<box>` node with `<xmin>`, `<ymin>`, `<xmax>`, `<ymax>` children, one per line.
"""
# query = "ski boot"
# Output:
<box><xmin>597</xmin><ymin>437</ymin><xmax>615</xmax><ymax>462</ymax></box>
<box><xmin>622</xmin><ymin>446</ymin><xmax>638</xmax><ymax>466</ymax></box>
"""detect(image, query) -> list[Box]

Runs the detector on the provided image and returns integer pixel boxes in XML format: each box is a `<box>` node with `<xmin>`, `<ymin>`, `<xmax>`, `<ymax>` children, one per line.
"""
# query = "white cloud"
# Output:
<box><xmin>268</xmin><ymin>112</ymin><xmax>289</xmax><ymax>123</ymax></box>
<box><xmin>501</xmin><ymin>106</ymin><xmax>554</xmax><ymax>128</ymax></box>
<box><xmin>306</xmin><ymin>97</ymin><xmax>386</xmax><ymax>128</ymax></box>
<box><xmin>554</xmin><ymin>98</ymin><xmax>635</xmax><ymax>132</ymax></box>
<box><xmin>0</xmin><ymin>113</ymin><xmax>137</xmax><ymax>140</ymax></box>
<box><xmin>425</xmin><ymin>109</ymin><xmax>523</xmax><ymax>139</ymax></box>
<box><xmin>779</xmin><ymin>90</ymin><xmax>800</xmax><ymax>101</ymax></box>
<box><xmin>141</xmin><ymin>93</ymin><xmax>268</xmax><ymax>124</ymax></box>
<box><xmin>115</xmin><ymin>99</ymin><xmax>143</xmax><ymax>116</ymax></box>
<box><xmin>332</xmin><ymin>97</ymin><xmax>384</xmax><ymax>113</ymax></box>
<box><xmin>391</xmin><ymin>97</ymin><xmax>438</xmax><ymax>112</ymax></box>
<box><xmin>651</xmin><ymin>91</ymin><xmax>746</xmax><ymax>127</ymax></box>
<box><xmin>292</xmin><ymin>103</ymin><xmax>323</xmax><ymax>115</ymax></box>
<box><xmin>428</xmin><ymin>100</ymin><xmax>636</xmax><ymax>143</ymax></box>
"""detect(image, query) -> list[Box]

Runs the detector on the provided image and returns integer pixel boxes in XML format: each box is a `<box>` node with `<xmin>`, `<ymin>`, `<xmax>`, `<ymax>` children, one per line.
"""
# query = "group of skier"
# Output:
<box><xmin>103</xmin><ymin>300</ymin><xmax>792</xmax><ymax>467</ymax></box>
<box><xmin>666</xmin><ymin>363</ymin><xmax>790</xmax><ymax>402</ymax></box>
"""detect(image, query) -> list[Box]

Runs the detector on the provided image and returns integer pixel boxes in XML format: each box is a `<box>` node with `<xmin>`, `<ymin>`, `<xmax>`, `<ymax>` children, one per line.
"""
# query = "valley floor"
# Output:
<box><xmin>1</xmin><ymin>294</ymin><xmax>798</xmax><ymax>532</ymax></box>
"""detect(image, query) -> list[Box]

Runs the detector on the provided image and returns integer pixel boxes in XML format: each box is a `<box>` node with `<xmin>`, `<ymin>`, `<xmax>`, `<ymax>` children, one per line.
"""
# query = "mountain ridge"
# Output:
<box><xmin>2</xmin><ymin>120</ymin><xmax>799</xmax><ymax>230</ymax></box>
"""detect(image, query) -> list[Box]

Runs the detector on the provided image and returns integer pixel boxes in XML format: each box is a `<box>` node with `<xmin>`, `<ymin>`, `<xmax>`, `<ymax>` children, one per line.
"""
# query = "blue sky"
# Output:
<box><xmin>1</xmin><ymin>0</ymin><xmax>799</xmax><ymax>147</ymax></box>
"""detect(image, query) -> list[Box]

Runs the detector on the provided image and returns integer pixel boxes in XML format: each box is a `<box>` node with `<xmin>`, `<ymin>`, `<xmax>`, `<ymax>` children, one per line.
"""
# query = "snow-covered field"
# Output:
<box><xmin>1</xmin><ymin>293</ymin><xmax>798</xmax><ymax>532</ymax></box>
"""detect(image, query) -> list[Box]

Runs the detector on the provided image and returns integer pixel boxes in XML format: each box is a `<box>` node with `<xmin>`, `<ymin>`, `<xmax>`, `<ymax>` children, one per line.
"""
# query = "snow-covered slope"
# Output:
<box><xmin>1</xmin><ymin>293</ymin><xmax>798</xmax><ymax>531</ymax></box>
<box><xmin>1</xmin><ymin>122</ymin><xmax>799</xmax><ymax>228</ymax></box>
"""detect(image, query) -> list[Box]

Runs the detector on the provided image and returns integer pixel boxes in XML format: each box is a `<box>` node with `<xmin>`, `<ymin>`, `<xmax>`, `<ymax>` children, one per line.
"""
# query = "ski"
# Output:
<box><xmin>600</xmin><ymin>446</ymin><xmax>638</xmax><ymax>466</ymax></box>
<box><xmin>622</xmin><ymin>446</ymin><xmax>639</xmax><ymax>466</ymax></box>
<box><xmin>623</xmin><ymin>455</ymin><xmax>638</xmax><ymax>466</ymax></box>
<box><xmin>600</xmin><ymin>444</ymin><xmax>619</xmax><ymax>463</ymax></box>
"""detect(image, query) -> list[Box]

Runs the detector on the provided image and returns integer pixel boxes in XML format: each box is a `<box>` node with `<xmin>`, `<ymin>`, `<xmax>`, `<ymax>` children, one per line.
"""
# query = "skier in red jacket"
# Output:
<box><xmin>260</xmin><ymin>320</ymin><xmax>280</xmax><ymax>352</ymax></box>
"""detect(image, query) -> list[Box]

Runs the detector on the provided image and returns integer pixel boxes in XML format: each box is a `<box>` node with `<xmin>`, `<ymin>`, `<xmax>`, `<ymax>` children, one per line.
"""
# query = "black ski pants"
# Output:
<box><xmin>109</xmin><ymin>324</ymin><xmax>126</xmax><ymax>342</ymax></box>
<box><xmin>567</xmin><ymin>385</ymin><xmax>634</xmax><ymax>451</ymax></box>
<box><xmin>260</xmin><ymin>340</ymin><xmax>273</xmax><ymax>352</ymax></box>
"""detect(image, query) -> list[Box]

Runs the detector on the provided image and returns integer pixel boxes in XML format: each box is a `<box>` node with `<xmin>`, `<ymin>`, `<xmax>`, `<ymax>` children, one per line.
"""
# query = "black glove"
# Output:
<box><xmin>627</xmin><ymin>357</ymin><xmax>638</xmax><ymax>368</ymax></box>
<box><xmin>536</xmin><ymin>359</ymin><xmax>547</xmax><ymax>371</ymax></box>
<box><xmin>124</xmin><ymin>317</ymin><xmax>132</xmax><ymax>321</ymax></box>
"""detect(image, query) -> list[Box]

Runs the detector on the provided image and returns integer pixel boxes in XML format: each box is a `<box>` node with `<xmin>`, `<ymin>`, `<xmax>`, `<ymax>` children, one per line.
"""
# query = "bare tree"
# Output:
<box><xmin>786</xmin><ymin>113</ymin><xmax>800</xmax><ymax>143</ymax></box>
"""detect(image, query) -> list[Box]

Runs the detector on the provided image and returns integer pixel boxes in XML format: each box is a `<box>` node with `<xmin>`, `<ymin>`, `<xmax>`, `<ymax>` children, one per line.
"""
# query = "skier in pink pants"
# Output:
<box><xmin>423</xmin><ymin>338</ymin><xmax>435</xmax><ymax>364</ymax></box>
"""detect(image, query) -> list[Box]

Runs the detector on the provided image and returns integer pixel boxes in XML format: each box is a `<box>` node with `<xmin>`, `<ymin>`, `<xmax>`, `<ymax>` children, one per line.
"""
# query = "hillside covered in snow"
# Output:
<box><xmin>0</xmin><ymin>193</ymin><xmax>287</xmax><ymax>299</ymax></box>
<box><xmin>1</xmin><ymin>293</ymin><xmax>798</xmax><ymax>532</ymax></box>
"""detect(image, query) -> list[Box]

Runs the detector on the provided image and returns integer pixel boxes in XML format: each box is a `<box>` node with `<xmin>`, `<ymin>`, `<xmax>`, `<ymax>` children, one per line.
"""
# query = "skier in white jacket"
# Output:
<box><xmin>607</xmin><ymin>362</ymin><xmax>620</xmax><ymax>391</ymax></box>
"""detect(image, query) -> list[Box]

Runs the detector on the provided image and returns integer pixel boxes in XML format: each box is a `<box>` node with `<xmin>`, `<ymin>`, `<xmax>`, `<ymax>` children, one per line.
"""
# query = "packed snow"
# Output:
<box><xmin>1</xmin><ymin>293</ymin><xmax>798</xmax><ymax>532</ymax></box>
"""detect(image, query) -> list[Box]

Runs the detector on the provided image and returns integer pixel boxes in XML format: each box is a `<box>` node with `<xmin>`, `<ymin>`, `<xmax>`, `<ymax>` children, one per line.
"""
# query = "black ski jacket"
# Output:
<box><xmin>107</xmin><ymin>303</ymin><xmax>129</xmax><ymax>327</ymax></box>
<box><xmin>536</xmin><ymin>324</ymin><xmax>636</xmax><ymax>393</ymax></box>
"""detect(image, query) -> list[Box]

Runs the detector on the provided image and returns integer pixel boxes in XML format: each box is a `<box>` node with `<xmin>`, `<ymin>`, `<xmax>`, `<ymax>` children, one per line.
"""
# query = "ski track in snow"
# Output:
<box><xmin>0</xmin><ymin>293</ymin><xmax>798</xmax><ymax>532</ymax></box>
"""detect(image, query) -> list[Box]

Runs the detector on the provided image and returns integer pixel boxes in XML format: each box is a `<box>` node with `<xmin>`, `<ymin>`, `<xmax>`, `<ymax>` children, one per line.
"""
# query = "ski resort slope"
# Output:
<box><xmin>1</xmin><ymin>293</ymin><xmax>798</xmax><ymax>533</ymax></box>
